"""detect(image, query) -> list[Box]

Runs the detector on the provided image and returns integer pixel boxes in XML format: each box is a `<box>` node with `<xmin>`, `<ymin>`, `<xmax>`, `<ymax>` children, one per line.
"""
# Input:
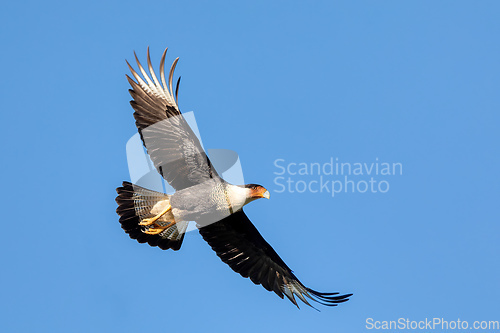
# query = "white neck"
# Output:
<box><xmin>226</xmin><ymin>185</ymin><xmax>253</xmax><ymax>212</ymax></box>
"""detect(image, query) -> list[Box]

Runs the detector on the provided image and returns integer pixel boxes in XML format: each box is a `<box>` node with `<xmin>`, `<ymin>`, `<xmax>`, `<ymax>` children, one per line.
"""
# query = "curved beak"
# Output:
<box><xmin>251</xmin><ymin>187</ymin><xmax>270</xmax><ymax>200</ymax></box>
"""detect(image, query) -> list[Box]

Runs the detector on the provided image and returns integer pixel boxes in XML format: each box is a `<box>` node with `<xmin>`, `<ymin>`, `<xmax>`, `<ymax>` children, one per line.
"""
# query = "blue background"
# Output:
<box><xmin>1</xmin><ymin>1</ymin><xmax>499</xmax><ymax>332</ymax></box>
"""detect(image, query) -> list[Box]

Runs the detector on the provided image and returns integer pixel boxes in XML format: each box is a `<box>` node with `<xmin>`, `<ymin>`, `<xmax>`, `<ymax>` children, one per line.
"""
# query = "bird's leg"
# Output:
<box><xmin>140</xmin><ymin>204</ymin><xmax>177</xmax><ymax>235</ymax></box>
<box><xmin>139</xmin><ymin>204</ymin><xmax>172</xmax><ymax>226</ymax></box>
<box><xmin>143</xmin><ymin>221</ymin><xmax>177</xmax><ymax>235</ymax></box>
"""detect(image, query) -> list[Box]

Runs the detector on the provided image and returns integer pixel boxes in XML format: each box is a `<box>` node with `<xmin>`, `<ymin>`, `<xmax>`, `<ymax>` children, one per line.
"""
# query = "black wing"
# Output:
<box><xmin>127</xmin><ymin>47</ymin><xmax>219</xmax><ymax>191</ymax></box>
<box><xmin>198</xmin><ymin>210</ymin><xmax>352</xmax><ymax>309</ymax></box>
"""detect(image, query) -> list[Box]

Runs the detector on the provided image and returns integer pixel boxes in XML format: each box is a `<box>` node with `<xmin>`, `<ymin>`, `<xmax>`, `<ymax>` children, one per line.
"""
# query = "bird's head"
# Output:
<box><xmin>244</xmin><ymin>184</ymin><xmax>270</xmax><ymax>201</ymax></box>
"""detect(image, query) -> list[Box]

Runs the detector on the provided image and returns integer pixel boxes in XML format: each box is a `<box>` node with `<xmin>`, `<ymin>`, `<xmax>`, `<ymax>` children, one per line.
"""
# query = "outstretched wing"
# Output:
<box><xmin>198</xmin><ymin>210</ymin><xmax>352</xmax><ymax>309</ymax></box>
<box><xmin>127</xmin><ymin>47</ymin><xmax>219</xmax><ymax>191</ymax></box>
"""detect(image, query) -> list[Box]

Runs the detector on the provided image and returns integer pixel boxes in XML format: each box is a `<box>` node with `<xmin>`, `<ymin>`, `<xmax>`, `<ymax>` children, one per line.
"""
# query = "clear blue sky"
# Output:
<box><xmin>1</xmin><ymin>1</ymin><xmax>499</xmax><ymax>332</ymax></box>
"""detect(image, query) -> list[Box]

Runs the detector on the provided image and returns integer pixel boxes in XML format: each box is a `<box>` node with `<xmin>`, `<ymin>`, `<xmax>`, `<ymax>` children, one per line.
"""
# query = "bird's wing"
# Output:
<box><xmin>198</xmin><ymin>210</ymin><xmax>352</xmax><ymax>309</ymax></box>
<box><xmin>126</xmin><ymin>47</ymin><xmax>219</xmax><ymax>190</ymax></box>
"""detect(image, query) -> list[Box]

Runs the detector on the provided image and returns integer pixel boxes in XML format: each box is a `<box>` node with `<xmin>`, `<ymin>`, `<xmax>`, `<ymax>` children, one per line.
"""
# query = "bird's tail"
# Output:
<box><xmin>115</xmin><ymin>181</ymin><xmax>188</xmax><ymax>251</ymax></box>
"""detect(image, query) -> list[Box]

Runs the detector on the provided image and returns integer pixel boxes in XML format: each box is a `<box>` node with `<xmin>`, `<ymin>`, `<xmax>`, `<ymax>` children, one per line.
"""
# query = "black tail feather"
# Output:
<box><xmin>115</xmin><ymin>181</ymin><xmax>186</xmax><ymax>251</ymax></box>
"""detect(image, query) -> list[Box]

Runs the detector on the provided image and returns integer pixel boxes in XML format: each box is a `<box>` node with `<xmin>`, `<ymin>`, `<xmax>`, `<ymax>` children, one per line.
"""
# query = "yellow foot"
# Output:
<box><xmin>143</xmin><ymin>220</ymin><xmax>177</xmax><ymax>235</ymax></box>
<box><xmin>143</xmin><ymin>226</ymin><xmax>167</xmax><ymax>235</ymax></box>
<box><xmin>139</xmin><ymin>204</ymin><xmax>172</xmax><ymax>226</ymax></box>
<box><xmin>142</xmin><ymin>221</ymin><xmax>177</xmax><ymax>236</ymax></box>
<box><xmin>139</xmin><ymin>217</ymin><xmax>156</xmax><ymax>226</ymax></box>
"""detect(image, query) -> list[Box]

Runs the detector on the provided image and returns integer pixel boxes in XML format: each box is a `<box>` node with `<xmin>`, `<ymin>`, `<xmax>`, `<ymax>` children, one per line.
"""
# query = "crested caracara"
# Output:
<box><xmin>115</xmin><ymin>48</ymin><xmax>352</xmax><ymax>309</ymax></box>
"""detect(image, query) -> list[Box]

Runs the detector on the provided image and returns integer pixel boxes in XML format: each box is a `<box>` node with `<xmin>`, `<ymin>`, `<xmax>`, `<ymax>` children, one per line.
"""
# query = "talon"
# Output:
<box><xmin>139</xmin><ymin>204</ymin><xmax>172</xmax><ymax>226</ymax></box>
<box><xmin>142</xmin><ymin>220</ymin><xmax>178</xmax><ymax>235</ymax></box>
<box><xmin>143</xmin><ymin>226</ymin><xmax>167</xmax><ymax>235</ymax></box>
<box><xmin>139</xmin><ymin>217</ymin><xmax>155</xmax><ymax>226</ymax></box>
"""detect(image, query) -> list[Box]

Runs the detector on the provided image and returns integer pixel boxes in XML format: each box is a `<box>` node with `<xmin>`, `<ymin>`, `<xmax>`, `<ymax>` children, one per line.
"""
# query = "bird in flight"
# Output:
<box><xmin>115</xmin><ymin>47</ymin><xmax>352</xmax><ymax>309</ymax></box>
